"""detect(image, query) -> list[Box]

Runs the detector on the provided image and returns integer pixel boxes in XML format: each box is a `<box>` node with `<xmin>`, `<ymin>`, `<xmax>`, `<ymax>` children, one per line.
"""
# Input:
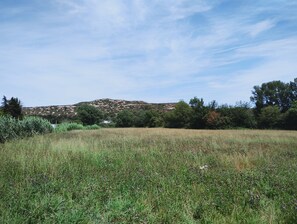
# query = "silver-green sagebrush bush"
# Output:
<box><xmin>20</xmin><ymin>116</ymin><xmax>53</xmax><ymax>137</ymax></box>
<box><xmin>0</xmin><ymin>116</ymin><xmax>21</xmax><ymax>143</ymax></box>
<box><xmin>0</xmin><ymin>116</ymin><xmax>53</xmax><ymax>143</ymax></box>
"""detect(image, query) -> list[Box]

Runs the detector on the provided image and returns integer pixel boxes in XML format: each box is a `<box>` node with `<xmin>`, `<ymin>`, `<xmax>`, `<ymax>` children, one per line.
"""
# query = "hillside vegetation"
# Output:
<box><xmin>18</xmin><ymin>78</ymin><xmax>297</xmax><ymax>130</ymax></box>
<box><xmin>0</xmin><ymin>128</ymin><xmax>296</xmax><ymax>223</ymax></box>
<box><xmin>23</xmin><ymin>99</ymin><xmax>176</xmax><ymax>122</ymax></box>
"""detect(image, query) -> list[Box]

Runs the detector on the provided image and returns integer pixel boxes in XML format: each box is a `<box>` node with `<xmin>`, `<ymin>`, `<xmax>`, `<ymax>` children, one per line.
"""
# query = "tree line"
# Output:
<box><xmin>1</xmin><ymin>78</ymin><xmax>297</xmax><ymax>130</ymax></box>
<box><xmin>164</xmin><ymin>78</ymin><xmax>297</xmax><ymax>130</ymax></box>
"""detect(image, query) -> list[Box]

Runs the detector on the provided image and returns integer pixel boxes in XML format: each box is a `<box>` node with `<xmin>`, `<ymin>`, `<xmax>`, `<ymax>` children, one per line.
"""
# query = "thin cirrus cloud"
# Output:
<box><xmin>247</xmin><ymin>20</ymin><xmax>275</xmax><ymax>37</ymax></box>
<box><xmin>0</xmin><ymin>0</ymin><xmax>296</xmax><ymax>106</ymax></box>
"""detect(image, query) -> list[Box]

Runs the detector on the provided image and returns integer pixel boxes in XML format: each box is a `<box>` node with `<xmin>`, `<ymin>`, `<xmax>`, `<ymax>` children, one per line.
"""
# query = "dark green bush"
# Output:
<box><xmin>76</xmin><ymin>104</ymin><xmax>103</xmax><ymax>125</ymax></box>
<box><xmin>284</xmin><ymin>101</ymin><xmax>297</xmax><ymax>130</ymax></box>
<box><xmin>115</xmin><ymin>110</ymin><xmax>135</xmax><ymax>127</ymax></box>
<box><xmin>1</xmin><ymin>96</ymin><xmax>23</xmax><ymax>119</ymax></box>
<box><xmin>257</xmin><ymin>106</ymin><xmax>283</xmax><ymax>129</ymax></box>
<box><xmin>134</xmin><ymin>110</ymin><xmax>163</xmax><ymax>127</ymax></box>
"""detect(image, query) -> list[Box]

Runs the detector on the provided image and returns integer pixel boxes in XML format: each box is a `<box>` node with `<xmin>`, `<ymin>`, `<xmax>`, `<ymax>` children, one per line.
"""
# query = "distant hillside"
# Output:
<box><xmin>23</xmin><ymin>99</ymin><xmax>176</xmax><ymax>119</ymax></box>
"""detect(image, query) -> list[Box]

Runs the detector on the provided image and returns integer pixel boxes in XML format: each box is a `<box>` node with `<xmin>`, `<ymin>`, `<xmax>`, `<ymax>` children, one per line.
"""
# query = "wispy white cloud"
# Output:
<box><xmin>247</xmin><ymin>20</ymin><xmax>275</xmax><ymax>37</ymax></box>
<box><xmin>0</xmin><ymin>0</ymin><xmax>296</xmax><ymax>106</ymax></box>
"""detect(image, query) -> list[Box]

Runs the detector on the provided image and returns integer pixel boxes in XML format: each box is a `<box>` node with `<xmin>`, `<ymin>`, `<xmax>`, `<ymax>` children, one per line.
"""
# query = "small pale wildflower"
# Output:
<box><xmin>199</xmin><ymin>165</ymin><xmax>208</xmax><ymax>170</ymax></box>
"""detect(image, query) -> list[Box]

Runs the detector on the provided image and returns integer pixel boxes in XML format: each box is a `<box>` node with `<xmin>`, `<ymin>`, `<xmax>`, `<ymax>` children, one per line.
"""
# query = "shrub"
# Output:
<box><xmin>84</xmin><ymin>124</ymin><xmax>101</xmax><ymax>130</ymax></box>
<box><xmin>54</xmin><ymin>123</ymin><xmax>101</xmax><ymax>132</ymax></box>
<box><xmin>55</xmin><ymin>123</ymin><xmax>84</xmax><ymax>133</ymax></box>
<box><xmin>20</xmin><ymin>117</ymin><xmax>53</xmax><ymax>137</ymax></box>
<box><xmin>0</xmin><ymin>116</ymin><xmax>21</xmax><ymax>143</ymax></box>
<box><xmin>0</xmin><ymin>116</ymin><xmax>53</xmax><ymax>143</ymax></box>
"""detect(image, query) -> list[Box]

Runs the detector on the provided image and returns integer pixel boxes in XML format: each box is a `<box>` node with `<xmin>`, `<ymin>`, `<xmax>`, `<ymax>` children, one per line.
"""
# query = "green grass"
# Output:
<box><xmin>0</xmin><ymin>128</ymin><xmax>296</xmax><ymax>223</ymax></box>
<box><xmin>54</xmin><ymin>123</ymin><xmax>100</xmax><ymax>133</ymax></box>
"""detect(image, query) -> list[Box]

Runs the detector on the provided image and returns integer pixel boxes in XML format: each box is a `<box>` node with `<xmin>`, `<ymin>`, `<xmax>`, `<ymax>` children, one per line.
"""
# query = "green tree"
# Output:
<box><xmin>284</xmin><ymin>101</ymin><xmax>297</xmax><ymax>130</ymax></box>
<box><xmin>289</xmin><ymin>78</ymin><xmax>297</xmax><ymax>99</ymax></box>
<box><xmin>257</xmin><ymin>106</ymin><xmax>282</xmax><ymax>129</ymax></box>
<box><xmin>218</xmin><ymin>102</ymin><xmax>256</xmax><ymax>128</ymax></box>
<box><xmin>115</xmin><ymin>110</ymin><xmax>135</xmax><ymax>127</ymax></box>
<box><xmin>133</xmin><ymin>110</ymin><xmax>147</xmax><ymax>127</ymax></box>
<box><xmin>189</xmin><ymin>97</ymin><xmax>208</xmax><ymax>129</ymax></box>
<box><xmin>144</xmin><ymin>110</ymin><xmax>163</xmax><ymax>127</ymax></box>
<box><xmin>133</xmin><ymin>109</ymin><xmax>163</xmax><ymax>127</ymax></box>
<box><xmin>1</xmin><ymin>96</ymin><xmax>23</xmax><ymax>119</ymax></box>
<box><xmin>204</xmin><ymin>111</ymin><xmax>231</xmax><ymax>129</ymax></box>
<box><xmin>164</xmin><ymin>101</ymin><xmax>192</xmax><ymax>128</ymax></box>
<box><xmin>76</xmin><ymin>104</ymin><xmax>103</xmax><ymax>125</ymax></box>
<box><xmin>251</xmin><ymin>79</ymin><xmax>296</xmax><ymax>113</ymax></box>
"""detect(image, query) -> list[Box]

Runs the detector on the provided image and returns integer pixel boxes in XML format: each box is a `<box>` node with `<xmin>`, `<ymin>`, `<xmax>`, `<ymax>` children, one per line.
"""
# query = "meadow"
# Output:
<box><xmin>0</xmin><ymin>128</ymin><xmax>296</xmax><ymax>223</ymax></box>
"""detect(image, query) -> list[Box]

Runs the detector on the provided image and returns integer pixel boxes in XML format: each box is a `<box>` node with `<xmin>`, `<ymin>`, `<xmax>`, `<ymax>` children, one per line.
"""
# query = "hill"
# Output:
<box><xmin>23</xmin><ymin>98</ymin><xmax>176</xmax><ymax>119</ymax></box>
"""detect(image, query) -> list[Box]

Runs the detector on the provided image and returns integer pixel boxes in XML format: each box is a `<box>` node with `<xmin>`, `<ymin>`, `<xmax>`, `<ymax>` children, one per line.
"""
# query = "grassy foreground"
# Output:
<box><xmin>0</xmin><ymin>128</ymin><xmax>296</xmax><ymax>223</ymax></box>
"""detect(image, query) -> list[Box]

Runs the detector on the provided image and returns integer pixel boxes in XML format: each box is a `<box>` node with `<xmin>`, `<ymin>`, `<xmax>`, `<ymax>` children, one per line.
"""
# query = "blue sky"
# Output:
<box><xmin>1</xmin><ymin>0</ymin><xmax>297</xmax><ymax>106</ymax></box>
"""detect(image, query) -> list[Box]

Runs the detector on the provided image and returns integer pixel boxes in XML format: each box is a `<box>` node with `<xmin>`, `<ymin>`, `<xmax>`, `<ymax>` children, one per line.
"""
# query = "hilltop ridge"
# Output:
<box><xmin>23</xmin><ymin>98</ymin><xmax>176</xmax><ymax>119</ymax></box>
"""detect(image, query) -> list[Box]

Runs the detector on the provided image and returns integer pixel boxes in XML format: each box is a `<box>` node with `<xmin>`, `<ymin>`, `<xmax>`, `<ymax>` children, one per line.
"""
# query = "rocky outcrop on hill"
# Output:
<box><xmin>24</xmin><ymin>105</ymin><xmax>77</xmax><ymax>119</ymax></box>
<box><xmin>23</xmin><ymin>99</ymin><xmax>176</xmax><ymax>119</ymax></box>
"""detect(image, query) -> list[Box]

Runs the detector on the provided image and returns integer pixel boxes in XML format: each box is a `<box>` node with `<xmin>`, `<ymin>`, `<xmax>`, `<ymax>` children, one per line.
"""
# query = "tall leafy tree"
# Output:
<box><xmin>144</xmin><ymin>110</ymin><xmax>164</xmax><ymax>127</ymax></box>
<box><xmin>251</xmin><ymin>79</ymin><xmax>296</xmax><ymax>113</ymax></box>
<box><xmin>284</xmin><ymin>101</ymin><xmax>297</xmax><ymax>130</ymax></box>
<box><xmin>257</xmin><ymin>106</ymin><xmax>283</xmax><ymax>129</ymax></box>
<box><xmin>218</xmin><ymin>102</ymin><xmax>256</xmax><ymax>128</ymax></box>
<box><xmin>189</xmin><ymin>97</ymin><xmax>208</xmax><ymax>129</ymax></box>
<box><xmin>115</xmin><ymin>110</ymin><xmax>135</xmax><ymax>127</ymax></box>
<box><xmin>289</xmin><ymin>78</ymin><xmax>297</xmax><ymax>99</ymax></box>
<box><xmin>164</xmin><ymin>101</ymin><xmax>192</xmax><ymax>128</ymax></box>
<box><xmin>1</xmin><ymin>96</ymin><xmax>23</xmax><ymax>119</ymax></box>
<box><xmin>133</xmin><ymin>109</ymin><xmax>163</xmax><ymax>127</ymax></box>
<box><xmin>76</xmin><ymin>104</ymin><xmax>103</xmax><ymax>125</ymax></box>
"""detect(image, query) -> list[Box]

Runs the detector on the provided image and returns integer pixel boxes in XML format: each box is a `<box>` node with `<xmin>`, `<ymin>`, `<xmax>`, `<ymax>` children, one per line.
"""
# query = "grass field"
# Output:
<box><xmin>0</xmin><ymin>128</ymin><xmax>296</xmax><ymax>223</ymax></box>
